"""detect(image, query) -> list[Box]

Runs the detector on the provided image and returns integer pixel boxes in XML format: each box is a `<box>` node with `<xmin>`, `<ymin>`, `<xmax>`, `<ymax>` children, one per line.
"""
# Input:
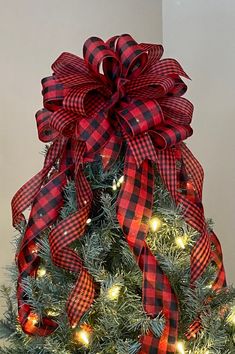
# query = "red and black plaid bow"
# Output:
<box><xmin>11</xmin><ymin>34</ymin><xmax>226</xmax><ymax>352</ymax></box>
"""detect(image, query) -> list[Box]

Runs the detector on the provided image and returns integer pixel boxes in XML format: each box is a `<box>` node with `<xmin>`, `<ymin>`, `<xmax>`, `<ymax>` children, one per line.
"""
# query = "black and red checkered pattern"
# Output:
<box><xmin>17</xmin><ymin>167</ymin><xmax>70</xmax><ymax>335</ymax></box>
<box><xmin>117</xmin><ymin>151</ymin><xmax>178</xmax><ymax>353</ymax></box>
<box><xmin>175</xmin><ymin>144</ymin><xmax>226</xmax><ymax>339</ymax></box>
<box><xmin>49</xmin><ymin>167</ymin><xmax>94</xmax><ymax>328</ymax></box>
<box><xmin>11</xmin><ymin>34</ymin><xmax>226</xmax><ymax>353</ymax></box>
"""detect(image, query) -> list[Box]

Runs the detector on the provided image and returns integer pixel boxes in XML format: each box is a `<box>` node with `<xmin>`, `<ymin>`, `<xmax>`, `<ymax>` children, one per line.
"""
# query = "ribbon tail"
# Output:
<box><xmin>139</xmin><ymin>246</ymin><xmax>178</xmax><ymax>354</ymax></box>
<box><xmin>11</xmin><ymin>139</ymin><xmax>66</xmax><ymax>227</ymax></box>
<box><xmin>17</xmin><ymin>168</ymin><xmax>70</xmax><ymax>335</ymax></box>
<box><xmin>116</xmin><ymin>150</ymin><xmax>178</xmax><ymax>353</ymax></box>
<box><xmin>49</xmin><ymin>146</ymin><xmax>95</xmax><ymax>328</ymax></box>
<box><xmin>176</xmin><ymin>144</ymin><xmax>211</xmax><ymax>283</ymax></box>
<box><xmin>49</xmin><ymin>205</ymin><xmax>94</xmax><ymax>329</ymax></box>
<box><xmin>210</xmin><ymin>231</ymin><xmax>227</xmax><ymax>289</ymax></box>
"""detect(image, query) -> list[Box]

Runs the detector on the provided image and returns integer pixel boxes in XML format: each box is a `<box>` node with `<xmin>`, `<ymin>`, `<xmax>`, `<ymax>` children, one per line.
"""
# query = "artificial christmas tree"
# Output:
<box><xmin>1</xmin><ymin>34</ymin><xmax>235</xmax><ymax>353</ymax></box>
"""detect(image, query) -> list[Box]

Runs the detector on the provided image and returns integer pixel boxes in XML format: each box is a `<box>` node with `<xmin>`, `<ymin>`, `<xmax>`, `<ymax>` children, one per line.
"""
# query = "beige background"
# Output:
<box><xmin>0</xmin><ymin>0</ymin><xmax>234</xmax><ymax>314</ymax></box>
<box><xmin>163</xmin><ymin>0</ymin><xmax>235</xmax><ymax>283</ymax></box>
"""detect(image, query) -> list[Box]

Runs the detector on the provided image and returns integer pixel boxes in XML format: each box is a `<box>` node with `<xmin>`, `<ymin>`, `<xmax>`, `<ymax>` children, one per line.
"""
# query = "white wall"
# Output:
<box><xmin>0</xmin><ymin>0</ymin><xmax>162</xmax><ymax>294</ymax></box>
<box><xmin>163</xmin><ymin>0</ymin><xmax>235</xmax><ymax>283</ymax></box>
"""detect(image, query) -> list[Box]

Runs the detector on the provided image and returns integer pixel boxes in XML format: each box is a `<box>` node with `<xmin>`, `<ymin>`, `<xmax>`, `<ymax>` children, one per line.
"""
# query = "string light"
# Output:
<box><xmin>37</xmin><ymin>266</ymin><xmax>47</xmax><ymax>277</ymax></box>
<box><xmin>73</xmin><ymin>324</ymin><xmax>92</xmax><ymax>347</ymax></box>
<box><xmin>227</xmin><ymin>307</ymin><xmax>235</xmax><ymax>325</ymax></box>
<box><xmin>29</xmin><ymin>243</ymin><xmax>38</xmax><ymax>254</ymax></box>
<box><xmin>175</xmin><ymin>237</ymin><xmax>185</xmax><ymax>249</ymax></box>
<box><xmin>205</xmin><ymin>282</ymin><xmax>213</xmax><ymax>289</ymax></box>
<box><xmin>24</xmin><ymin>312</ymin><xmax>39</xmax><ymax>334</ymax></box>
<box><xmin>149</xmin><ymin>217</ymin><xmax>162</xmax><ymax>232</ymax></box>
<box><xmin>27</xmin><ymin>313</ymin><xmax>39</xmax><ymax>325</ymax></box>
<box><xmin>86</xmin><ymin>218</ymin><xmax>91</xmax><ymax>224</ymax></box>
<box><xmin>112</xmin><ymin>176</ymin><xmax>124</xmax><ymax>190</ymax></box>
<box><xmin>117</xmin><ymin>175</ymin><xmax>124</xmax><ymax>187</ymax></box>
<box><xmin>176</xmin><ymin>341</ymin><xmax>185</xmax><ymax>354</ymax></box>
<box><xmin>112</xmin><ymin>179</ymin><xmax>117</xmax><ymax>191</ymax></box>
<box><xmin>107</xmin><ymin>284</ymin><xmax>121</xmax><ymax>301</ymax></box>
<box><xmin>175</xmin><ymin>234</ymin><xmax>188</xmax><ymax>249</ymax></box>
<box><xmin>45</xmin><ymin>308</ymin><xmax>60</xmax><ymax>317</ymax></box>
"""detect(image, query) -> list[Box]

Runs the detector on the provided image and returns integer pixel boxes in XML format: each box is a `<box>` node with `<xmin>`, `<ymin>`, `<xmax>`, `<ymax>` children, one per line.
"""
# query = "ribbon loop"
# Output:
<box><xmin>83</xmin><ymin>36</ymin><xmax>120</xmax><ymax>83</ymax></box>
<box><xmin>50</xmin><ymin>108</ymin><xmax>77</xmax><ymax>137</ymax></box>
<box><xmin>126</xmin><ymin>74</ymin><xmax>176</xmax><ymax>98</ymax></box>
<box><xmin>51</xmin><ymin>51</ymin><xmax>89</xmax><ymax>78</ymax></box>
<box><xmin>158</xmin><ymin>96</ymin><xmax>194</xmax><ymax>125</ymax></box>
<box><xmin>115</xmin><ymin>34</ymin><xmax>148</xmax><ymax>79</ymax></box>
<box><xmin>117</xmin><ymin>99</ymin><xmax>164</xmax><ymax>137</ymax></box>
<box><xmin>150</xmin><ymin>121</ymin><xmax>193</xmax><ymax>150</ymax></box>
<box><xmin>41</xmin><ymin>76</ymin><xmax>67</xmax><ymax>112</ymax></box>
<box><xmin>36</xmin><ymin>108</ymin><xmax>59</xmax><ymax>142</ymax></box>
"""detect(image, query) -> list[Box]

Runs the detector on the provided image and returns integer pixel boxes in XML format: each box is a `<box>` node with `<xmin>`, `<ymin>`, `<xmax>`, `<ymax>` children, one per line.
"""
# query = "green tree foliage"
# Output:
<box><xmin>0</xmin><ymin>156</ymin><xmax>235</xmax><ymax>353</ymax></box>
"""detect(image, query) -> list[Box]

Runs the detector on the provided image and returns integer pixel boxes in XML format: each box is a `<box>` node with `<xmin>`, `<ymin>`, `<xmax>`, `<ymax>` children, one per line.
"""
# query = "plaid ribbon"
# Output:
<box><xmin>175</xmin><ymin>145</ymin><xmax>227</xmax><ymax>340</ymax></box>
<box><xmin>116</xmin><ymin>151</ymin><xmax>178</xmax><ymax>353</ymax></box>
<box><xmin>11</xmin><ymin>34</ymin><xmax>226</xmax><ymax>352</ymax></box>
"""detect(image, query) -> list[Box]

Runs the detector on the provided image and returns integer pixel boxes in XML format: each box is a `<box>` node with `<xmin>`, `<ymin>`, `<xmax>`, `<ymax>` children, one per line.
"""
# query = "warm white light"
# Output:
<box><xmin>175</xmin><ymin>233</ymin><xmax>188</xmax><ymax>249</ymax></box>
<box><xmin>176</xmin><ymin>341</ymin><xmax>185</xmax><ymax>354</ymax></box>
<box><xmin>117</xmin><ymin>175</ymin><xmax>124</xmax><ymax>187</ymax></box>
<box><xmin>37</xmin><ymin>266</ymin><xmax>47</xmax><ymax>277</ymax></box>
<box><xmin>112</xmin><ymin>179</ymin><xmax>117</xmax><ymax>191</ymax></box>
<box><xmin>27</xmin><ymin>313</ymin><xmax>39</xmax><ymax>325</ymax></box>
<box><xmin>227</xmin><ymin>308</ymin><xmax>235</xmax><ymax>325</ymax></box>
<box><xmin>86</xmin><ymin>218</ymin><xmax>91</xmax><ymax>224</ymax></box>
<box><xmin>175</xmin><ymin>237</ymin><xmax>186</xmax><ymax>249</ymax></box>
<box><xmin>74</xmin><ymin>326</ymin><xmax>92</xmax><ymax>347</ymax></box>
<box><xmin>205</xmin><ymin>283</ymin><xmax>213</xmax><ymax>289</ymax></box>
<box><xmin>230</xmin><ymin>314</ymin><xmax>235</xmax><ymax>324</ymax></box>
<box><xmin>75</xmin><ymin>329</ymin><xmax>89</xmax><ymax>346</ymax></box>
<box><xmin>149</xmin><ymin>217</ymin><xmax>162</xmax><ymax>232</ymax></box>
<box><xmin>46</xmin><ymin>309</ymin><xmax>60</xmax><ymax>317</ymax></box>
<box><xmin>107</xmin><ymin>285</ymin><xmax>121</xmax><ymax>300</ymax></box>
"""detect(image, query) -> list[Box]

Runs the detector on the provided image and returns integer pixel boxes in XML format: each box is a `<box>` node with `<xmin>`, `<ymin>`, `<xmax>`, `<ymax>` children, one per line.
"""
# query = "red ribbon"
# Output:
<box><xmin>12</xmin><ymin>34</ymin><xmax>226</xmax><ymax>352</ymax></box>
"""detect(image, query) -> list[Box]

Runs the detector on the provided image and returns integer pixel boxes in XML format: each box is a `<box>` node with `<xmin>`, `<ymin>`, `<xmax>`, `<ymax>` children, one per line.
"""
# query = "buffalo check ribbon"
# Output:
<box><xmin>11</xmin><ymin>34</ymin><xmax>226</xmax><ymax>352</ymax></box>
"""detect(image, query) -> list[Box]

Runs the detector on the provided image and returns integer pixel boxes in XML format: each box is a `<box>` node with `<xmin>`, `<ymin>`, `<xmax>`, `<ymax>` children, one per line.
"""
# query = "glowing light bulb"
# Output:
<box><xmin>112</xmin><ymin>179</ymin><xmax>117</xmax><ymax>191</ymax></box>
<box><xmin>175</xmin><ymin>237</ymin><xmax>186</xmax><ymax>249</ymax></box>
<box><xmin>176</xmin><ymin>341</ymin><xmax>185</xmax><ymax>354</ymax></box>
<box><xmin>46</xmin><ymin>308</ymin><xmax>60</xmax><ymax>317</ymax></box>
<box><xmin>107</xmin><ymin>285</ymin><xmax>121</xmax><ymax>300</ymax></box>
<box><xmin>27</xmin><ymin>313</ymin><xmax>39</xmax><ymax>325</ymax></box>
<box><xmin>86</xmin><ymin>218</ymin><xmax>91</xmax><ymax>224</ymax></box>
<box><xmin>117</xmin><ymin>175</ymin><xmax>124</xmax><ymax>187</ymax></box>
<box><xmin>227</xmin><ymin>308</ymin><xmax>235</xmax><ymax>325</ymax></box>
<box><xmin>74</xmin><ymin>324</ymin><xmax>92</xmax><ymax>347</ymax></box>
<box><xmin>149</xmin><ymin>217</ymin><xmax>162</xmax><ymax>232</ymax></box>
<box><xmin>205</xmin><ymin>283</ymin><xmax>213</xmax><ymax>289</ymax></box>
<box><xmin>37</xmin><ymin>266</ymin><xmax>47</xmax><ymax>277</ymax></box>
<box><xmin>175</xmin><ymin>233</ymin><xmax>188</xmax><ymax>249</ymax></box>
<box><xmin>77</xmin><ymin>329</ymin><xmax>89</xmax><ymax>346</ymax></box>
<box><xmin>230</xmin><ymin>314</ymin><xmax>235</xmax><ymax>324</ymax></box>
<box><xmin>24</xmin><ymin>312</ymin><xmax>39</xmax><ymax>333</ymax></box>
<box><xmin>29</xmin><ymin>243</ymin><xmax>38</xmax><ymax>254</ymax></box>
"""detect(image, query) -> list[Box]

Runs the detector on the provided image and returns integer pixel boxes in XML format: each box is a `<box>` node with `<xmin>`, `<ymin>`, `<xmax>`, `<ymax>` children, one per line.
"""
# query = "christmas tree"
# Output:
<box><xmin>1</xmin><ymin>34</ymin><xmax>235</xmax><ymax>354</ymax></box>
